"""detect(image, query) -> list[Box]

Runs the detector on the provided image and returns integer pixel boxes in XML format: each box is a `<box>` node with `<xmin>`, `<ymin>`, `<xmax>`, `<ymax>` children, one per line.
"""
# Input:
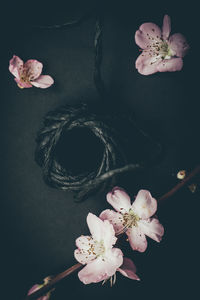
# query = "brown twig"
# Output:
<box><xmin>158</xmin><ymin>165</ymin><xmax>200</xmax><ymax>202</ymax></box>
<box><xmin>25</xmin><ymin>165</ymin><xmax>200</xmax><ymax>300</ymax></box>
<box><xmin>25</xmin><ymin>263</ymin><xmax>82</xmax><ymax>300</ymax></box>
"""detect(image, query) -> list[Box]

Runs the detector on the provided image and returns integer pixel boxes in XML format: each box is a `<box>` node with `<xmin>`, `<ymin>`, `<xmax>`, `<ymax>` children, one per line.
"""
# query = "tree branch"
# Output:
<box><xmin>158</xmin><ymin>165</ymin><xmax>200</xmax><ymax>202</ymax></box>
<box><xmin>25</xmin><ymin>263</ymin><xmax>82</xmax><ymax>300</ymax></box>
<box><xmin>25</xmin><ymin>164</ymin><xmax>200</xmax><ymax>300</ymax></box>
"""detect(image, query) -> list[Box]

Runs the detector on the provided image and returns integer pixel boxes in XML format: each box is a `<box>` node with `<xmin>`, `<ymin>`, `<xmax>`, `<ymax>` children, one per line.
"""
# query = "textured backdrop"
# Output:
<box><xmin>0</xmin><ymin>1</ymin><xmax>199</xmax><ymax>299</ymax></box>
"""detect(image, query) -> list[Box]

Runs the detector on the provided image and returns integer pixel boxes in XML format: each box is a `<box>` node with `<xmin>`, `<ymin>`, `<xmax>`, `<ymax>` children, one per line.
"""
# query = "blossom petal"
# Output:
<box><xmin>9</xmin><ymin>55</ymin><xmax>24</xmax><ymax>79</ymax></box>
<box><xmin>75</xmin><ymin>235</ymin><xmax>94</xmax><ymax>250</ymax></box>
<box><xmin>99</xmin><ymin>209</ymin><xmax>124</xmax><ymax>234</ymax></box>
<box><xmin>14</xmin><ymin>78</ymin><xmax>32</xmax><ymax>88</ymax></box>
<box><xmin>126</xmin><ymin>227</ymin><xmax>147</xmax><ymax>252</ymax></box>
<box><xmin>102</xmin><ymin>220</ymin><xmax>117</xmax><ymax>250</ymax></box>
<box><xmin>74</xmin><ymin>248</ymin><xmax>96</xmax><ymax>264</ymax></box>
<box><xmin>118</xmin><ymin>257</ymin><xmax>140</xmax><ymax>281</ymax></box>
<box><xmin>135</xmin><ymin>52</ymin><xmax>161</xmax><ymax>75</ymax></box>
<box><xmin>87</xmin><ymin>213</ymin><xmax>116</xmax><ymax>248</ymax></box>
<box><xmin>138</xmin><ymin>218</ymin><xmax>164</xmax><ymax>242</ymax></box>
<box><xmin>132</xmin><ymin>190</ymin><xmax>157</xmax><ymax>219</ymax></box>
<box><xmin>87</xmin><ymin>213</ymin><xmax>104</xmax><ymax>242</ymax></box>
<box><xmin>162</xmin><ymin>15</ymin><xmax>171</xmax><ymax>40</ymax></box>
<box><xmin>106</xmin><ymin>187</ymin><xmax>132</xmax><ymax>213</ymax></box>
<box><xmin>169</xmin><ymin>33</ymin><xmax>189</xmax><ymax>57</ymax></box>
<box><xmin>156</xmin><ymin>58</ymin><xmax>183</xmax><ymax>72</ymax></box>
<box><xmin>78</xmin><ymin>248</ymin><xmax>123</xmax><ymax>284</ymax></box>
<box><xmin>24</xmin><ymin>59</ymin><xmax>43</xmax><ymax>80</ymax></box>
<box><xmin>31</xmin><ymin>75</ymin><xmax>54</xmax><ymax>88</ymax></box>
<box><xmin>135</xmin><ymin>22</ymin><xmax>162</xmax><ymax>49</ymax></box>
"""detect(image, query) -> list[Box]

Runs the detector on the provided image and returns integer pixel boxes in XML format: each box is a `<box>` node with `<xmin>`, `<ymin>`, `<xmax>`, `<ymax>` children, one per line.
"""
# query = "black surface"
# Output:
<box><xmin>0</xmin><ymin>1</ymin><xmax>199</xmax><ymax>299</ymax></box>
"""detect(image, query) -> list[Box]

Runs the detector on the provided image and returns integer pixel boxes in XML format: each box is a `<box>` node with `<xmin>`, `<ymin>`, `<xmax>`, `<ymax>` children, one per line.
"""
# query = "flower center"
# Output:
<box><xmin>150</xmin><ymin>40</ymin><xmax>172</xmax><ymax>58</ymax></box>
<box><xmin>144</xmin><ymin>35</ymin><xmax>174</xmax><ymax>61</ymax></box>
<box><xmin>20</xmin><ymin>71</ymin><xmax>31</xmax><ymax>83</ymax></box>
<box><xmin>123</xmin><ymin>209</ymin><xmax>140</xmax><ymax>228</ymax></box>
<box><xmin>87</xmin><ymin>239</ymin><xmax>105</xmax><ymax>257</ymax></box>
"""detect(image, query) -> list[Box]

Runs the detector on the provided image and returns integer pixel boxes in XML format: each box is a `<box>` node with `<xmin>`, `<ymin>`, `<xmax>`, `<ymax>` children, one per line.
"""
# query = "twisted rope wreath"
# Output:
<box><xmin>35</xmin><ymin>104</ymin><xmax>144</xmax><ymax>201</ymax></box>
<box><xmin>35</xmin><ymin>17</ymin><xmax>162</xmax><ymax>200</ymax></box>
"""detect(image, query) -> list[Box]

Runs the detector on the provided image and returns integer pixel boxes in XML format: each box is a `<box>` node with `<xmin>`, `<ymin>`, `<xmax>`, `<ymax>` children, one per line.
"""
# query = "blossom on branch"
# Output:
<box><xmin>100</xmin><ymin>187</ymin><xmax>164</xmax><ymax>252</ymax></box>
<box><xmin>74</xmin><ymin>213</ymin><xmax>139</xmax><ymax>284</ymax></box>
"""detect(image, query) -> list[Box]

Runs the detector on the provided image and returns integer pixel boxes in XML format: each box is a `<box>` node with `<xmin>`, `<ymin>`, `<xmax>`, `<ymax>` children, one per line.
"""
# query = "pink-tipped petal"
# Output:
<box><xmin>169</xmin><ymin>33</ymin><xmax>190</xmax><ymax>58</ymax></box>
<box><xmin>106</xmin><ymin>187</ymin><xmax>132</xmax><ymax>213</ymax></box>
<box><xmin>135</xmin><ymin>52</ymin><xmax>161</xmax><ymax>75</ymax></box>
<box><xmin>135</xmin><ymin>22</ymin><xmax>162</xmax><ymax>49</ymax></box>
<box><xmin>162</xmin><ymin>15</ymin><xmax>171</xmax><ymax>40</ymax></box>
<box><xmin>118</xmin><ymin>257</ymin><xmax>140</xmax><ymax>281</ymax></box>
<box><xmin>157</xmin><ymin>57</ymin><xmax>183</xmax><ymax>72</ymax></box>
<box><xmin>31</xmin><ymin>75</ymin><xmax>54</xmax><ymax>88</ymax></box>
<box><xmin>14</xmin><ymin>78</ymin><xmax>32</xmax><ymax>88</ymax></box>
<box><xmin>100</xmin><ymin>209</ymin><xmax>124</xmax><ymax>234</ymax></box>
<box><xmin>78</xmin><ymin>248</ymin><xmax>123</xmax><ymax>284</ymax></box>
<box><xmin>9</xmin><ymin>55</ymin><xmax>24</xmax><ymax>79</ymax></box>
<box><xmin>126</xmin><ymin>227</ymin><xmax>147</xmax><ymax>252</ymax></box>
<box><xmin>24</xmin><ymin>59</ymin><xmax>43</xmax><ymax>80</ymax></box>
<box><xmin>138</xmin><ymin>218</ymin><xmax>164</xmax><ymax>242</ymax></box>
<box><xmin>132</xmin><ymin>190</ymin><xmax>157</xmax><ymax>219</ymax></box>
<box><xmin>86</xmin><ymin>213</ymin><xmax>116</xmax><ymax>247</ymax></box>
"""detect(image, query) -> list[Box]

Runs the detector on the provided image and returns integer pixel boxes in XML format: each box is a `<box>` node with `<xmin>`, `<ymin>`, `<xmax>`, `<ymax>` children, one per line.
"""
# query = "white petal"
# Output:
<box><xmin>132</xmin><ymin>190</ymin><xmax>157</xmax><ymax>219</ymax></box>
<box><xmin>75</xmin><ymin>235</ymin><xmax>93</xmax><ymax>250</ymax></box>
<box><xmin>74</xmin><ymin>248</ymin><xmax>96</xmax><ymax>265</ymax></box>
<box><xmin>126</xmin><ymin>227</ymin><xmax>147</xmax><ymax>252</ymax></box>
<box><xmin>78</xmin><ymin>248</ymin><xmax>123</xmax><ymax>284</ymax></box>
<box><xmin>87</xmin><ymin>213</ymin><xmax>116</xmax><ymax>248</ymax></box>
<box><xmin>99</xmin><ymin>209</ymin><xmax>124</xmax><ymax>234</ymax></box>
<box><xmin>106</xmin><ymin>187</ymin><xmax>132</xmax><ymax>213</ymax></box>
<box><xmin>31</xmin><ymin>75</ymin><xmax>54</xmax><ymax>88</ymax></box>
<box><xmin>138</xmin><ymin>218</ymin><xmax>164</xmax><ymax>242</ymax></box>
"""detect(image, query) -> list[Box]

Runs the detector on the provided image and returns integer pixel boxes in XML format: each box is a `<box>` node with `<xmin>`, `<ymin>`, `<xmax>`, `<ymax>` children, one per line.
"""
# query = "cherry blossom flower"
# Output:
<box><xmin>27</xmin><ymin>277</ymin><xmax>52</xmax><ymax>300</ymax></box>
<box><xmin>74</xmin><ymin>213</ymin><xmax>139</xmax><ymax>284</ymax></box>
<box><xmin>135</xmin><ymin>15</ymin><xmax>189</xmax><ymax>75</ymax></box>
<box><xmin>100</xmin><ymin>187</ymin><xmax>164</xmax><ymax>252</ymax></box>
<box><xmin>9</xmin><ymin>55</ymin><xmax>54</xmax><ymax>89</ymax></box>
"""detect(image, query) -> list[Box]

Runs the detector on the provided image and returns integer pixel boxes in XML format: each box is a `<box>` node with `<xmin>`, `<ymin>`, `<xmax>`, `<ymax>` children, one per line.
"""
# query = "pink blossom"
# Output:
<box><xmin>9</xmin><ymin>55</ymin><xmax>54</xmax><ymax>89</ymax></box>
<box><xmin>100</xmin><ymin>187</ymin><xmax>164</xmax><ymax>252</ymax></box>
<box><xmin>27</xmin><ymin>277</ymin><xmax>52</xmax><ymax>300</ymax></box>
<box><xmin>74</xmin><ymin>213</ymin><xmax>139</xmax><ymax>284</ymax></box>
<box><xmin>135</xmin><ymin>15</ymin><xmax>189</xmax><ymax>75</ymax></box>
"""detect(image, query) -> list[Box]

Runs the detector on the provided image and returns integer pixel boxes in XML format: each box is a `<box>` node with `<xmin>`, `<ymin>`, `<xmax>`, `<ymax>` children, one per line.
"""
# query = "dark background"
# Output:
<box><xmin>0</xmin><ymin>1</ymin><xmax>199</xmax><ymax>299</ymax></box>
